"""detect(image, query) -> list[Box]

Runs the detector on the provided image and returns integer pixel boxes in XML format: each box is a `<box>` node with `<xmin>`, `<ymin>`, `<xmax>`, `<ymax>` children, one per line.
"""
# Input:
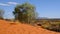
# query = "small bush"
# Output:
<box><xmin>41</xmin><ymin>22</ymin><xmax>60</xmax><ymax>32</ymax></box>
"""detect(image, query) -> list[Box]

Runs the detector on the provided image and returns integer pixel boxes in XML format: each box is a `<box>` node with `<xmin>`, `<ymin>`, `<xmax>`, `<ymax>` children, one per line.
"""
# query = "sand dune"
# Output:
<box><xmin>0</xmin><ymin>20</ymin><xmax>60</xmax><ymax>34</ymax></box>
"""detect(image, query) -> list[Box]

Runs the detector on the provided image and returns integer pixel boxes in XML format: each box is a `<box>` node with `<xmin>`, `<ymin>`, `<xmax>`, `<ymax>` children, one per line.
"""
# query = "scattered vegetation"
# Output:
<box><xmin>35</xmin><ymin>19</ymin><xmax>60</xmax><ymax>32</ymax></box>
<box><xmin>0</xmin><ymin>2</ymin><xmax>60</xmax><ymax>32</ymax></box>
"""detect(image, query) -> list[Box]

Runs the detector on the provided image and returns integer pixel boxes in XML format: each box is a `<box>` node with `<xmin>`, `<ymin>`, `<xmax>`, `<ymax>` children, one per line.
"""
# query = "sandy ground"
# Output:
<box><xmin>0</xmin><ymin>20</ymin><xmax>60</xmax><ymax>34</ymax></box>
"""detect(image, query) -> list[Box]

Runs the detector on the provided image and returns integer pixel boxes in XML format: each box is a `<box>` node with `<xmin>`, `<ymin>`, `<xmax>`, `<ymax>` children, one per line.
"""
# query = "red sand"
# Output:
<box><xmin>0</xmin><ymin>20</ymin><xmax>60</xmax><ymax>34</ymax></box>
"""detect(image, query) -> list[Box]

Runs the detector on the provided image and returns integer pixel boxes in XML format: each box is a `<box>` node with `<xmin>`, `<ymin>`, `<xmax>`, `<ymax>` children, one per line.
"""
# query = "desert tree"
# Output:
<box><xmin>0</xmin><ymin>9</ymin><xmax>4</xmax><ymax>19</ymax></box>
<box><xmin>13</xmin><ymin>2</ymin><xmax>37</xmax><ymax>24</ymax></box>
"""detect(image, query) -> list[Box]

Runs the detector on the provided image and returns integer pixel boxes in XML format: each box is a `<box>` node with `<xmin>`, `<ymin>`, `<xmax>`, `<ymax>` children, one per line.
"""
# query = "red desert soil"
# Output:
<box><xmin>0</xmin><ymin>20</ymin><xmax>60</xmax><ymax>34</ymax></box>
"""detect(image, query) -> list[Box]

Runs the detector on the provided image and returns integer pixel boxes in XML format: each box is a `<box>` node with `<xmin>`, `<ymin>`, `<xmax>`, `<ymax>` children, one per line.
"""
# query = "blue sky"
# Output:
<box><xmin>0</xmin><ymin>0</ymin><xmax>60</xmax><ymax>19</ymax></box>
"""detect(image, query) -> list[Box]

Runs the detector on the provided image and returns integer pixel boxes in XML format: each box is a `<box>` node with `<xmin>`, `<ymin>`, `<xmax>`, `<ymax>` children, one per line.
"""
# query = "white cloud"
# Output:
<box><xmin>7</xmin><ymin>2</ymin><xmax>19</xmax><ymax>5</ymax></box>
<box><xmin>0</xmin><ymin>3</ymin><xmax>10</xmax><ymax>6</ymax></box>
<box><xmin>0</xmin><ymin>2</ymin><xmax>19</xmax><ymax>6</ymax></box>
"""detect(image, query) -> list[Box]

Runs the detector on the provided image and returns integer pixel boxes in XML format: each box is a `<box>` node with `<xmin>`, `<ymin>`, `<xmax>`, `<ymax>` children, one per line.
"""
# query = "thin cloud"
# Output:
<box><xmin>0</xmin><ymin>3</ymin><xmax>10</xmax><ymax>6</ymax></box>
<box><xmin>7</xmin><ymin>2</ymin><xmax>19</xmax><ymax>5</ymax></box>
<box><xmin>0</xmin><ymin>2</ymin><xmax>19</xmax><ymax>6</ymax></box>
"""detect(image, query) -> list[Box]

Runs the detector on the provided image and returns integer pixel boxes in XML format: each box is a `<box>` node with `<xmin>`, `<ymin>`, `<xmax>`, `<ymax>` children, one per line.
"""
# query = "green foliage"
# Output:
<box><xmin>13</xmin><ymin>2</ymin><xmax>37</xmax><ymax>24</ymax></box>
